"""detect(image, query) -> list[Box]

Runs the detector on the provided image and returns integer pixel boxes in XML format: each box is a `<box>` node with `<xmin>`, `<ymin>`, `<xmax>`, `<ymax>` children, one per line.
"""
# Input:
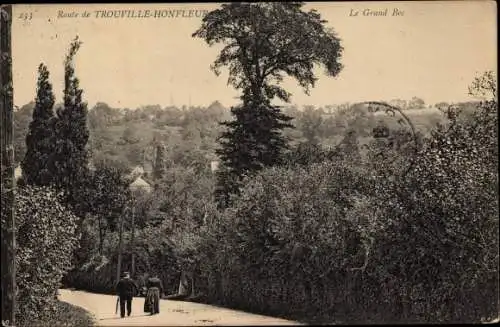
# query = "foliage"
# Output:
<box><xmin>334</xmin><ymin>129</ymin><xmax>362</xmax><ymax>162</ymax></box>
<box><xmin>468</xmin><ymin>70</ymin><xmax>496</xmax><ymax>100</ymax></box>
<box><xmin>152</xmin><ymin>142</ymin><xmax>167</xmax><ymax>181</ymax></box>
<box><xmin>13</xmin><ymin>102</ymin><xmax>35</xmax><ymax>164</ymax></box>
<box><xmin>121</xmin><ymin>125</ymin><xmax>141</xmax><ymax>144</ymax></box>
<box><xmin>283</xmin><ymin>141</ymin><xmax>336</xmax><ymax>167</ymax></box>
<box><xmin>366</xmin><ymin>95</ymin><xmax>498</xmax><ymax>322</ymax></box>
<box><xmin>193</xmin><ymin>2</ymin><xmax>343</xmax><ymax>102</ymax></box>
<box><xmin>20</xmin><ymin>64</ymin><xmax>56</xmax><ymax>186</ymax></box>
<box><xmin>188</xmin><ymin>78</ymin><xmax>498</xmax><ymax>323</ymax></box>
<box><xmin>24</xmin><ymin>35</ymin><xmax>492</xmax><ymax>324</ymax></box>
<box><xmin>50</xmin><ymin>36</ymin><xmax>90</xmax><ymax>215</ymax></box>
<box><xmin>407</xmin><ymin>96</ymin><xmax>426</xmax><ymax>110</ymax></box>
<box><xmin>215</xmin><ymin>103</ymin><xmax>293</xmax><ymax>207</ymax></box>
<box><xmin>194</xmin><ymin>3</ymin><xmax>344</xmax><ymax>207</ymax></box>
<box><xmin>62</xmin><ymin>215</ymin><xmax>118</xmax><ymax>294</ymax></box>
<box><xmin>17</xmin><ymin>301</ymin><xmax>95</xmax><ymax>327</ymax></box>
<box><xmin>153</xmin><ymin>166</ymin><xmax>216</xmax><ymax>231</ymax></box>
<box><xmin>14</xmin><ymin>99</ymin><xmax>449</xmax><ymax>176</ymax></box>
<box><xmin>81</xmin><ymin>163</ymin><xmax>130</xmax><ymax>256</ymax></box>
<box><xmin>296</xmin><ymin>106</ymin><xmax>323</xmax><ymax>144</ymax></box>
<box><xmin>63</xmin><ymin>165</ymin><xmax>217</xmax><ymax>296</ymax></box>
<box><xmin>64</xmin><ymin>223</ymin><xmax>183</xmax><ymax>297</ymax></box>
<box><xmin>194</xmin><ymin>162</ymin><xmax>377</xmax><ymax>320</ymax></box>
<box><xmin>13</xmin><ymin>186</ymin><xmax>80</xmax><ymax>323</ymax></box>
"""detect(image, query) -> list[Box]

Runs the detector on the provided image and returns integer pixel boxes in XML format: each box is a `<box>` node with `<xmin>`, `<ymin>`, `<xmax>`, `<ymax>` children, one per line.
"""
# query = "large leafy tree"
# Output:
<box><xmin>193</xmin><ymin>2</ymin><xmax>343</xmax><ymax>207</ymax></box>
<box><xmin>21</xmin><ymin>64</ymin><xmax>56</xmax><ymax>186</ymax></box>
<box><xmin>51</xmin><ymin>36</ymin><xmax>90</xmax><ymax>214</ymax></box>
<box><xmin>87</xmin><ymin>163</ymin><xmax>130</xmax><ymax>255</ymax></box>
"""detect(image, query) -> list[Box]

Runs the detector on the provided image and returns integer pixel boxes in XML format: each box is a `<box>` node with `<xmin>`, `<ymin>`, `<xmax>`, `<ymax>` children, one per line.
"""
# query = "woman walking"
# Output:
<box><xmin>146</xmin><ymin>275</ymin><xmax>164</xmax><ymax>315</ymax></box>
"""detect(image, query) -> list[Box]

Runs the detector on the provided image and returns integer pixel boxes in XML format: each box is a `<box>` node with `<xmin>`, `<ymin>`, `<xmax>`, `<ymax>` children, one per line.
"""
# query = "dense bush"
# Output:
<box><xmin>194</xmin><ymin>161</ymin><xmax>377</xmax><ymax>320</ymax></box>
<box><xmin>369</xmin><ymin>99</ymin><xmax>498</xmax><ymax>323</ymax></box>
<box><xmin>14</xmin><ymin>186</ymin><xmax>81</xmax><ymax>323</ymax></box>
<box><xmin>191</xmin><ymin>98</ymin><xmax>498</xmax><ymax>323</ymax></box>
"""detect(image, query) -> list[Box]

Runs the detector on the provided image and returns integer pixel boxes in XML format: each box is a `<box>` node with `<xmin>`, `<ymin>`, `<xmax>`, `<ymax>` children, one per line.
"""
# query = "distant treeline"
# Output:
<box><xmin>13</xmin><ymin>98</ymin><xmax>478</xmax><ymax>174</ymax></box>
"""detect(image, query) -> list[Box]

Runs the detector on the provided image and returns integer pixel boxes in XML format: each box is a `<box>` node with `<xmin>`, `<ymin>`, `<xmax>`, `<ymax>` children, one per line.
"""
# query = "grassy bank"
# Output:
<box><xmin>17</xmin><ymin>300</ymin><xmax>95</xmax><ymax>327</ymax></box>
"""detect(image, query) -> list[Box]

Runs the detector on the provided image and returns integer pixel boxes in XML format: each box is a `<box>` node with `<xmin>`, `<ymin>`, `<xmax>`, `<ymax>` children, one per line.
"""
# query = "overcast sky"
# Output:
<box><xmin>12</xmin><ymin>1</ymin><xmax>497</xmax><ymax>109</ymax></box>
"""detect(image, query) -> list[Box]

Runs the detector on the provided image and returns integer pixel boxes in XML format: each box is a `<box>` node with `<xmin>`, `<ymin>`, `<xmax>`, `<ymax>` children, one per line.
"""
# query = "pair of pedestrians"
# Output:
<box><xmin>115</xmin><ymin>272</ymin><xmax>164</xmax><ymax>318</ymax></box>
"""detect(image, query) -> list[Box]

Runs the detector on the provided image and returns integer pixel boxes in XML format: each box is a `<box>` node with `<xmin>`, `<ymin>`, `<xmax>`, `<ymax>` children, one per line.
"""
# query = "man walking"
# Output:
<box><xmin>116</xmin><ymin>272</ymin><xmax>139</xmax><ymax>318</ymax></box>
<box><xmin>146</xmin><ymin>275</ymin><xmax>164</xmax><ymax>315</ymax></box>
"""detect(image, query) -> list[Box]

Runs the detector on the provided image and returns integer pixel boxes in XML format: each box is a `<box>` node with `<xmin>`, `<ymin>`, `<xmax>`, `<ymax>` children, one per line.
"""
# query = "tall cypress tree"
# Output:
<box><xmin>153</xmin><ymin>141</ymin><xmax>166</xmax><ymax>181</ymax></box>
<box><xmin>51</xmin><ymin>36</ymin><xmax>90</xmax><ymax>212</ymax></box>
<box><xmin>21</xmin><ymin>63</ymin><xmax>56</xmax><ymax>186</ymax></box>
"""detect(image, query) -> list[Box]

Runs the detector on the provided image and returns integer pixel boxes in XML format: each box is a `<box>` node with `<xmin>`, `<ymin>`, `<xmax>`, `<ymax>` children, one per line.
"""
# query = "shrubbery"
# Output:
<box><xmin>59</xmin><ymin>97</ymin><xmax>497</xmax><ymax>324</ymax></box>
<box><xmin>56</xmin><ymin>69</ymin><xmax>496</xmax><ymax>324</ymax></box>
<box><xmin>63</xmin><ymin>219</ymin><xmax>189</xmax><ymax>297</ymax></box>
<box><xmin>14</xmin><ymin>186</ymin><xmax>81</xmax><ymax>323</ymax></box>
<box><xmin>369</xmin><ymin>99</ymin><xmax>498</xmax><ymax>323</ymax></box>
<box><xmin>62</xmin><ymin>216</ymin><xmax>117</xmax><ymax>294</ymax></box>
<box><xmin>192</xmin><ymin>161</ymin><xmax>382</xmax><ymax>321</ymax></box>
<box><xmin>63</xmin><ymin>166</ymin><xmax>217</xmax><ymax>296</ymax></box>
<box><xmin>190</xmin><ymin>98</ymin><xmax>498</xmax><ymax>323</ymax></box>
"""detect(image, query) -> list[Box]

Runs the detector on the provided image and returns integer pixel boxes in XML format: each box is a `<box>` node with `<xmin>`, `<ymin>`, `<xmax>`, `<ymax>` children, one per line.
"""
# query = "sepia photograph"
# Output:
<box><xmin>1</xmin><ymin>1</ymin><xmax>498</xmax><ymax>326</ymax></box>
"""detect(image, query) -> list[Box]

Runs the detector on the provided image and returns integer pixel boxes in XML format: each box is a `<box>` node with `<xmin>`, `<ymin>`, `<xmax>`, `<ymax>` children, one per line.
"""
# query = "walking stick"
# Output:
<box><xmin>115</xmin><ymin>297</ymin><xmax>119</xmax><ymax>315</ymax></box>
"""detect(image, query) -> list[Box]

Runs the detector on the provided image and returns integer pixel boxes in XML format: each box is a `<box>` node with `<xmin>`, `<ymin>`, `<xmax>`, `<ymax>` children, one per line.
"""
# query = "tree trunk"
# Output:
<box><xmin>98</xmin><ymin>215</ymin><xmax>103</xmax><ymax>255</ymax></box>
<box><xmin>190</xmin><ymin>272</ymin><xmax>195</xmax><ymax>297</ymax></box>
<box><xmin>1</xmin><ymin>4</ymin><xmax>16</xmax><ymax>325</ymax></box>
<box><xmin>116</xmin><ymin>207</ymin><xmax>126</xmax><ymax>284</ymax></box>
<box><xmin>131</xmin><ymin>202</ymin><xmax>135</xmax><ymax>277</ymax></box>
<box><xmin>178</xmin><ymin>271</ymin><xmax>189</xmax><ymax>296</ymax></box>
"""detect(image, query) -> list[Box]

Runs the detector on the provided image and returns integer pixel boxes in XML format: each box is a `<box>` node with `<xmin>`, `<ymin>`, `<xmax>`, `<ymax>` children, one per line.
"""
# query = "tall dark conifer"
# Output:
<box><xmin>153</xmin><ymin>142</ymin><xmax>167</xmax><ymax>181</ymax></box>
<box><xmin>21</xmin><ymin>63</ymin><xmax>56</xmax><ymax>186</ymax></box>
<box><xmin>51</xmin><ymin>36</ymin><xmax>90</xmax><ymax>213</ymax></box>
<box><xmin>215</xmin><ymin>96</ymin><xmax>293</xmax><ymax>208</ymax></box>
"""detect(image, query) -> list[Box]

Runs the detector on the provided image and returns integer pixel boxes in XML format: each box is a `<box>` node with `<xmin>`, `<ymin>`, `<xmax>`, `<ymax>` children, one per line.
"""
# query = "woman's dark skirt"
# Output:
<box><xmin>145</xmin><ymin>287</ymin><xmax>160</xmax><ymax>314</ymax></box>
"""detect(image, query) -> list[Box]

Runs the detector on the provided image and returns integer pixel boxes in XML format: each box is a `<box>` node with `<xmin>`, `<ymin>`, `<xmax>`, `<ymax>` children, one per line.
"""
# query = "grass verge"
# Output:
<box><xmin>17</xmin><ymin>300</ymin><xmax>96</xmax><ymax>327</ymax></box>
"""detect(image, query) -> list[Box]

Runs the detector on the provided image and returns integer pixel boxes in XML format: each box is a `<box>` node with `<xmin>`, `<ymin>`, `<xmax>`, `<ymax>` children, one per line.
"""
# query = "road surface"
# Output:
<box><xmin>59</xmin><ymin>289</ymin><xmax>303</xmax><ymax>326</ymax></box>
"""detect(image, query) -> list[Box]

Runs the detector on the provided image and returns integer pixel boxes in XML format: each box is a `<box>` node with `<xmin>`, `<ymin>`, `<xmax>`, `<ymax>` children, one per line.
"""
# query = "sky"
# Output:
<box><xmin>12</xmin><ymin>1</ymin><xmax>497</xmax><ymax>110</ymax></box>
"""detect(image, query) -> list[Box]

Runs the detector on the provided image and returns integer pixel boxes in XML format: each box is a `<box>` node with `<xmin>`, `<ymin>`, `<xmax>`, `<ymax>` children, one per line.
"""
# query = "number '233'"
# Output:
<box><xmin>18</xmin><ymin>12</ymin><xmax>33</xmax><ymax>20</ymax></box>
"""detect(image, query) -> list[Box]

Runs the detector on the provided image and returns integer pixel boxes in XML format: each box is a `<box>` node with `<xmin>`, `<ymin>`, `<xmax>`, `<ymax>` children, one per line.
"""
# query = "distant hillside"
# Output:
<box><xmin>13</xmin><ymin>99</ymin><xmax>480</xmax><ymax>171</ymax></box>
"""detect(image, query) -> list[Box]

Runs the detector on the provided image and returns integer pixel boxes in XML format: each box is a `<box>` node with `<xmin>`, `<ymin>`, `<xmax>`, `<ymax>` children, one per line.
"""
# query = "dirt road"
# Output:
<box><xmin>59</xmin><ymin>289</ymin><xmax>303</xmax><ymax>326</ymax></box>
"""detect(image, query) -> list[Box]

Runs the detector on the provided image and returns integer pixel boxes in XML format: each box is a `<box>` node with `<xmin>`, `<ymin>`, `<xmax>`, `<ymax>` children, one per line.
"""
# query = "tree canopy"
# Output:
<box><xmin>193</xmin><ymin>2</ymin><xmax>343</xmax><ymax>103</ymax></box>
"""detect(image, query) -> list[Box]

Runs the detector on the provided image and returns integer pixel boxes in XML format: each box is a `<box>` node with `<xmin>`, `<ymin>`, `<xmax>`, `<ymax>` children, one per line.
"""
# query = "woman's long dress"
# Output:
<box><xmin>146</xmin><ymin>277</ymin><xmax>163</xmax><ymax>315</ymax></box>
<box><xmin>146</xmin><ymin>287</ymin><xmax>160</xmax><ymax>314</ymax></box>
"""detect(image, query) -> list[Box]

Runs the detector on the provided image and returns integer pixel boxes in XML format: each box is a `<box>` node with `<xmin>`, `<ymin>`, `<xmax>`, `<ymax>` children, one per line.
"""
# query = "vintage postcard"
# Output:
<box><xmin>1</xmin><ymin>1</ymin><xmax>498</xmax><ymax>326</ymax></box>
